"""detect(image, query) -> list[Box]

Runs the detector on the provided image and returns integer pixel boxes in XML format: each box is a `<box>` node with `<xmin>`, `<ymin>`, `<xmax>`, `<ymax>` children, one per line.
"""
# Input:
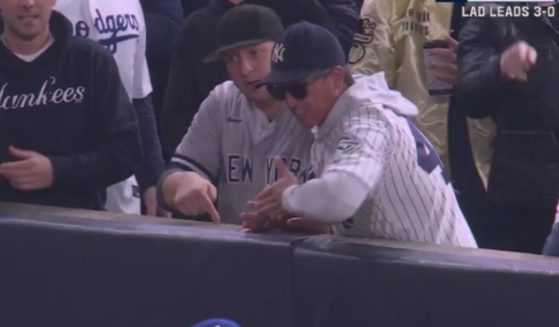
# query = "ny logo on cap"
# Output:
<box><xmin>272</xmin><ymin>43</ymin><xmax>286</xmax><ymax>63</ymax></box>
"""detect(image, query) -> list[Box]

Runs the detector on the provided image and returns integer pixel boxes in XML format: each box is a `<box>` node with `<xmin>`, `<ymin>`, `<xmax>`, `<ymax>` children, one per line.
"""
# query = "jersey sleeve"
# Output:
<box><xmin>132</xmin><ymin>6</ymin><xmax>153</xmax><ymax>99</ymax></box>
<box><xmin>169</xmin><ymin>91</ymin><xmax>222</xmax><ymax>183</ymax></box>
<box><xmin>282</xmin><ymin>170</ymin><xmax>369</xmax><ymax>223</ymax></box>
<box><xmin>349</xmin><ymin>0</ymin><xmax>397</xmax><ymax>88</ymax></box>
<box><xmin>322</xmin><ymin>108</ymin><xmax>390</xmax><ymax>192</ymax></box>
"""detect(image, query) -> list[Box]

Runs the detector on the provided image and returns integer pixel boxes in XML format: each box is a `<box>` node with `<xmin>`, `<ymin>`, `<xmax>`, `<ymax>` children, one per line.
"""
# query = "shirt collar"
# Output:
<box><xmin>314</xmin><ymin>82</ymin><xmax>359</xmax><ymax>140</ymax></box>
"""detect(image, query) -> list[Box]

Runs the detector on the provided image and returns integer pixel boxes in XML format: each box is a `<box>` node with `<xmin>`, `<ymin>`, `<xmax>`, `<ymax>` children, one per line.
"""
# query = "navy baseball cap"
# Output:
<box><xmin>263</xmin><ymin>22</ymin><xmax>346</xmax><ymax>85</ymax></box>
<box><xmin>203</xmin><ymin>4</ymin><xmax>284</xmax><ymax>63</ymax></box>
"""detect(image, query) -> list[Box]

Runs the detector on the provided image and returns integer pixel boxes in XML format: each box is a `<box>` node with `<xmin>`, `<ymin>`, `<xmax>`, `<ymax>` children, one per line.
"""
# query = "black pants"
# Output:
<box><xmin>470</xmin><ymin>202</ymin><xmax>556</xmax><ymax>254</ymax></box>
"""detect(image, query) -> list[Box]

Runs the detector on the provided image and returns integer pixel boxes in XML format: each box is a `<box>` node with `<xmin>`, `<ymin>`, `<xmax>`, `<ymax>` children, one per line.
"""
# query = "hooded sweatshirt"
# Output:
<box><xmin>282</xmin><ymin>73</ymin><xmax>476</xmax><ymax>248</ymax></box>
<box><xmin>0</xmin><ymin>11</ymin><xmax>142</xmax><ymax>210</ymax></box>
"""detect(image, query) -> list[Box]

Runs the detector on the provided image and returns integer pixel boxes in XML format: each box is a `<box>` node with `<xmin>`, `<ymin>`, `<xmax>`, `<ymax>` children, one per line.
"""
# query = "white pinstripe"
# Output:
<box><xmin>312</xmin><ymin>75</ymin><xmax>477</xmax><ymax>247</ymax></box>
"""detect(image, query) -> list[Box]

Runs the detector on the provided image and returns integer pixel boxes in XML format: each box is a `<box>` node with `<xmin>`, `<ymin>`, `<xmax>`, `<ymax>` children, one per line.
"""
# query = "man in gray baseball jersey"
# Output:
<box><xmin>157</xmin><ymin>5</ymin><xmax>313</xmax><ymax>224</ymax></box>
<box><xmin>245</xmin><ymin>22</ymin><xmax>476</xmax><ymax>247</ymax></box>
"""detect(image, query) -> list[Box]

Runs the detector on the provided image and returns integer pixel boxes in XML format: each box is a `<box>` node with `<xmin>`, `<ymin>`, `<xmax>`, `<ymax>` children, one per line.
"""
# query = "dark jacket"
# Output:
<box><xmin>447</xmin><ymin>4</ymin><xmax>487</xmax><ymax>221</ymax></box>
<box><xmin>161</xmin><ymin>0</ymin><xmax>358</xmax><ymax>160</ymax></box>
<box><xmin>140</xmin><ymin>0</ymin><xmax>183</xmax><ymax>67</ymax></box>
<box><xmin>181</xmin><ymin>0</ymin><xmax>208</xmax><ymax>18</ymax></box>
<box><xmin>139</xmin><ymin>0</ymin><xmax>182</xmax><ymax>123</ymax></box>
<box><xmin>0</xmin><ymin>12</ymin><xmax>142</xmax><ymax>209</ymax></box>
<box><xmin>456</xmin><ymin>5</ymin><xmax>559</xmax><ymax>208</ymax></box>
<box><xmin>354</xmin><ymin>0</ymin><xmax>363</xmax><ymax>12</ymax></box>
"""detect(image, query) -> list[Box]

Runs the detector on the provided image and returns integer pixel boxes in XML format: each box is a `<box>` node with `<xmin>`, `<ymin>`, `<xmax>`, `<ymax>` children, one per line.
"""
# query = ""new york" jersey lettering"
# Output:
<box><xmin>225</xmin><ymin>154</ymin><xmax>311</xmax><ymax>184</ymax></box>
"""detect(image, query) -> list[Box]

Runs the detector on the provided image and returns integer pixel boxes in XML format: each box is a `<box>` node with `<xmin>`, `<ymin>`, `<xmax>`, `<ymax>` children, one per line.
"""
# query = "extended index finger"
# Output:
<box><xmin>200</xmin><ymin>192</ymin><xmax>221</xmax><ymax>224</ymax></box>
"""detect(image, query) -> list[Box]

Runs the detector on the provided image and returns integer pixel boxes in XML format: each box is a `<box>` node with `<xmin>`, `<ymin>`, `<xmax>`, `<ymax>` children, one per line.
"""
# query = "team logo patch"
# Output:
<box><xmin>349</xmin><ymin>17</ymin><xmax>376</xmax><ymax>64</ymax></box>
<box><xmin>353</xmin><ymin>18</ymin><xmax>376</xmax><ymax>44</ymax></box>
<box><xmin>336</xmin><ymin>136</ymin><xmax>361</xmax><ymax>154</ymax></box>
<box><xmin>272</xmin><ymin>43</ymin><xmax>286</xmax><ymax>63</ymax></box>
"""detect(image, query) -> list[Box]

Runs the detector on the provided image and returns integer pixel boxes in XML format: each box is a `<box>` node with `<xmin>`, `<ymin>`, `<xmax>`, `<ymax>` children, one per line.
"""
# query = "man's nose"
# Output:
<box><xmin>22</xmin><ymin>0</ymin><xmax>37</xmax><ymax>8</ymax></box>
<box><xmin>240</xmin><ymin>58</ymin><xmax>254</xmax><ymax>76</ymax></box>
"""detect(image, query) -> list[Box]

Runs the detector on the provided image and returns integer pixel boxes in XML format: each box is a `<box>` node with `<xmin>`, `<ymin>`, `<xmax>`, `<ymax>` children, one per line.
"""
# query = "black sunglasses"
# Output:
<box><xmin>266</xmin><ymin>83</ymin><xmax>308</xmax><ymax>101</ymax></box>
<box><xmin>265</xmin><ymin>69</ymin><xmax>331</xmax><ymax>101</ymax></box>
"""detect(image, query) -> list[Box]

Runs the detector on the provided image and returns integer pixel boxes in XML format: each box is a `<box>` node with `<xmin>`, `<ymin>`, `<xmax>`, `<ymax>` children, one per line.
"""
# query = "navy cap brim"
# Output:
<box><xmin>203</xmin><ymin>39</ymin><xmax>270</xmax><ymax>63</ymax></box>
<box><xmin>262</xmin><ymin>69</ymin><xmax>317</xmax><ymax>85</ymax></box>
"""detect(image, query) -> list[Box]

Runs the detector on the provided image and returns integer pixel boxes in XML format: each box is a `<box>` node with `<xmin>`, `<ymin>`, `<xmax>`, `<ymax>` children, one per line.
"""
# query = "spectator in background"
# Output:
<box><xmin>0</xmin><ymin>0</ymin><xmax>142</xmax><ymax>210</ymax></box>
<box><xmin>139</xmin><ymin>0</ymin><xmax>183</xmax><ymax>136</ymax></box>
<box><xmin>354</xmin><ymin>0</ymin><xmax>363</xmax><ymax>12</ymax></box>
<box><xmin>182</xmin><ymin>0</ymin><xmax>208</xmax><ymax>18</ymax></box>
<box><xmin>349</xmin><ymin>0</ymin><xmax>495</xmax><ymax>241</ymax></box>
<box><xmin>55</xmin><ymin>0</ymin><xmax>167</xmax><ymax>217</ymax></box>
<box><xmin>161</xmin><ymin>0</ymin><xmax>358</xmax><ymax>161</ymax></box>
<box><xmin>457</xmin><ymin>3</ymin><xmax>559</xmax><ymax>253</ymax></box>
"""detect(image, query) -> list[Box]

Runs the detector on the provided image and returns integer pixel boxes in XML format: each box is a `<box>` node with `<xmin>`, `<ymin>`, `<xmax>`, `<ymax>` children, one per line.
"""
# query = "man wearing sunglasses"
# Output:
<box><xmin>157</xmin><ymin>5</ymin><xmax>314</xmax><ymax>224</ymax></box>
<box><xmin>245</xmin><ymin>22</ymin><xmax>477</xmax><ymax>247</ymax></box>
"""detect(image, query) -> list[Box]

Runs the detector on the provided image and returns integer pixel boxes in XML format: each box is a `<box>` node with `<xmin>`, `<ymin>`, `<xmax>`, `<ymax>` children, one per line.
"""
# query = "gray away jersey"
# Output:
<box><xmin>311</xmin><ymin>74</ymin><xmax>477</xmax><ymax>247</ymax></box>
<box><xmin>171</xmin><ymin>81</ymin><xmax>313</xmax><ymax>224</ymax></box>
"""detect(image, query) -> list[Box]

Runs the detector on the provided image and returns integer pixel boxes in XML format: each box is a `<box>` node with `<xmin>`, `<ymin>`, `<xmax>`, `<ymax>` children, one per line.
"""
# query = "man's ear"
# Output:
<box><xmin>329</xmin><ymin>66</ymin><xmax>345</xmax><ymax>93</ymax></box>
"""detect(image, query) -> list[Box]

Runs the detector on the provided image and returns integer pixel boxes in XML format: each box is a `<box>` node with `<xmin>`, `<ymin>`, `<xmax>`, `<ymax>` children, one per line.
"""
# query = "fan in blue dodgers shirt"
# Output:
<box><xmin>0</xmin><ymin>0</ymin><xmax>142</xmax><ymax>210</ymax></box>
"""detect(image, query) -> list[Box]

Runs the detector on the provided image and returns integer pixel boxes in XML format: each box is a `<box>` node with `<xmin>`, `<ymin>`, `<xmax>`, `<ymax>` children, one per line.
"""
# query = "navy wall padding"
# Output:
<box><xmin>0</xmin><ymin>206</ymin><xmax>302</xmax><ymax>327</ymax></box>
<box><xmin>292</xmin><ymin>236</ymin><xmax>559</xmax><ymax>327</ymax></box>
<box><xmin>1</xmin><ymin>203</ymin><xmax>559</xmax><ymax>327</ymax></box>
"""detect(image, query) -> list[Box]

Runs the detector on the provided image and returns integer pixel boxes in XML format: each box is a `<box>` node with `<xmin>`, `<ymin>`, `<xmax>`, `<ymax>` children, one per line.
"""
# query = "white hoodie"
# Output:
<box><xmin>351</xmin><ymin>72</ymin><xmax>418</xmax><ymax>116</ymax></box>
<box><xmin>282</xmin><ymin>72</ymin><xmax>477</xmax><ymax>248</ymax></box>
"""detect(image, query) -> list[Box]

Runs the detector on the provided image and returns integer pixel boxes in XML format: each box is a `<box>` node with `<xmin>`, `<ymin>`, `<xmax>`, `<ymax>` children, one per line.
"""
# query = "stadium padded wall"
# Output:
<box><xmin>0</xmin><ymin>203</ymin><xmax>558</xmax><ymax>327</ymax></box>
